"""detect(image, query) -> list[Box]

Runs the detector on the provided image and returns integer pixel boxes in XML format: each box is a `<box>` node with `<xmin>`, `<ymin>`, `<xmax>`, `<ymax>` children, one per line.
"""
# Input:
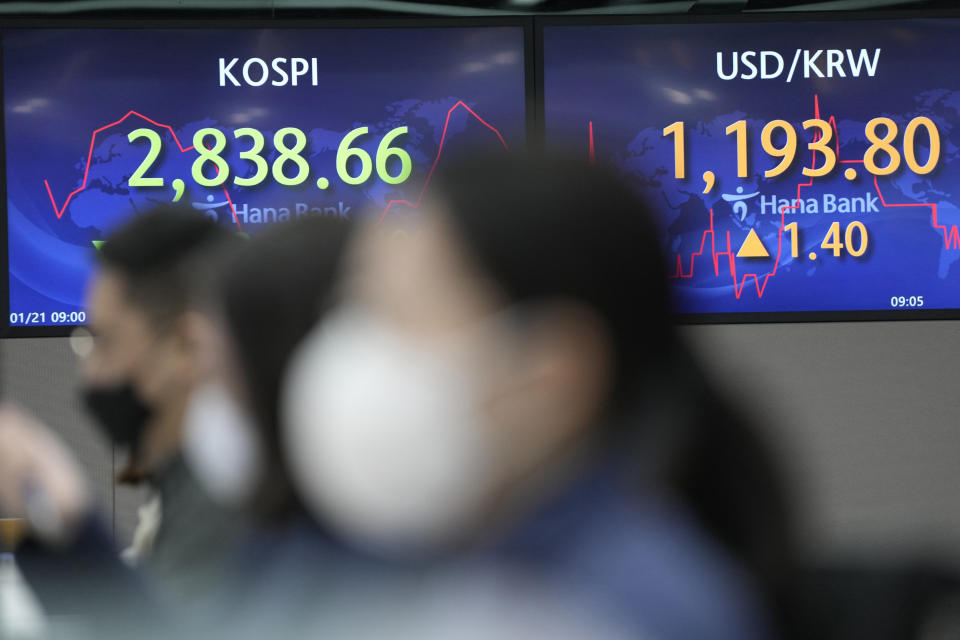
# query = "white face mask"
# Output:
<box><xmin>182</xmin><ymin>381</ymin><xmax>264</xmax><ymax>508</ymax></box>
<box><xmin>281</xmin><ymin>307</ymin><xmax>498</xmax><ymax>557</ymax></box>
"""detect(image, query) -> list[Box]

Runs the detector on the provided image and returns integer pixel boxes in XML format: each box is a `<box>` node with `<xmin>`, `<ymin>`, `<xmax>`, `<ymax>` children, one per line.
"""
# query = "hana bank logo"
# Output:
<box><xmin>721</xmin><ymin>186</ymin><xmax>879</xmax><ymax>217</ymax></box>
<box><xmin>721</xmin><ymin>186</ymin><xmax>760</xmax><ymax>221</ymax></box>
<box><xmin>192</xmin><ymin>194</ymin><xmax>230</xmax><ymax>220</ymax></box>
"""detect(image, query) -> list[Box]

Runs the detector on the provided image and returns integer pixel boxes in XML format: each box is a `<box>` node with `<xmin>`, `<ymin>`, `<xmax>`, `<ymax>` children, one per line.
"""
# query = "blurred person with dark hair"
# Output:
<box><xmin>282</xmin><ymin>151</ymin><xmax>795</xmax><ymax>640</ymax></box>
<box><xmin>0</xmin><ymin>205</ymin><xmax>244</xmax><ymax>632</ymax></box>
<box><xmin>184</xmin><ymin>210</ymin><xmax>632</xmax><ymax>640</ymax></box>
<box><xmin>181</xmin><ymin>212</ymin><xmax>355</xmax><ymax>523</ymax></box>
<box><xmin>173</xmin><ymin>213</ymin><xmax>362</xmax><ymax>635</ymax></box>
<box><xmin>75</xmin><ymin>205</ymin><xmax>245</xmax><ymax>589</ymax></box>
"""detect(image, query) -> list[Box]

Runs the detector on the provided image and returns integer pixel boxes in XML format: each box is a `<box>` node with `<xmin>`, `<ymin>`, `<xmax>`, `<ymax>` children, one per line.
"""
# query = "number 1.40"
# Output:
<box><xmin>784</xmin><ymin>221</ymin><xmax>868</xmax><ymax>259</ymax></box>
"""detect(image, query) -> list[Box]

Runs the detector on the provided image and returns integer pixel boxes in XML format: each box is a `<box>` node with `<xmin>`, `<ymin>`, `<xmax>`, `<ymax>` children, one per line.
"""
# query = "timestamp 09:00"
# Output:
<box><xmin>9</xmin><ymin>311</ymin><xmax>87</xmax><ymax>325</ymax></box>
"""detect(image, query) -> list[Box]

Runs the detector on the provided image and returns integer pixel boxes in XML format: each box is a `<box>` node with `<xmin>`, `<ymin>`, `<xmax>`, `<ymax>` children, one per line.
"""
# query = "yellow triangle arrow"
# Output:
<box><xmin>736</xmin><ymin>228</ymin><xmax>770</xmax><ymax>259</ymax></box>
<box><xmin>92</xmin><ymin>240</ymin><xmax>105</xmax><ymax>251</ymax></box>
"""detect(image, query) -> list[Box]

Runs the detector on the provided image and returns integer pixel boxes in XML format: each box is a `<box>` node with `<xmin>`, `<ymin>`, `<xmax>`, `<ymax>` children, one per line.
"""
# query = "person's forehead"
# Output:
<box><xmin>357</xmin><ymin>210</ymin><xmax>478</xmax><ymax>273</ymax></box>
<box><xmin>344</xmin><ymin>215</ymin><xmax>506</xmax><ymax>332</ymax></box>
<box><xmin>87</xmin><ymin>269</ymin><xmax>125</xmax><ymax>316</ymax></box>
<box><xmin>346</xmin><ymin>217</ymin><xmax>463</xmax><ymax>297</ymax></box>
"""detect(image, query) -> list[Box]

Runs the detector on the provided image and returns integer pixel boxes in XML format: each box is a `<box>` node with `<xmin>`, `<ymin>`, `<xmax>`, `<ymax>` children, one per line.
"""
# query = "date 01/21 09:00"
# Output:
<box><xmin>3</xmin><ymin>299</ymin><xmax>932</xmax><ymax>324</ymax></box>
<box><xmin>9</xmin><ymin>311</ymin><xmax>87</xmax><ymax>325</ymax></box>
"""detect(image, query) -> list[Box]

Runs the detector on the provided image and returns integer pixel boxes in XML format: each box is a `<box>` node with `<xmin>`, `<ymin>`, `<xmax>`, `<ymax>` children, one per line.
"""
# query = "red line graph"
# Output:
<box><xmin>588</xmin><ymin>120</ymin><xmax>595</xmax><ymax>164</ymax></box>
<box><xmin>656</xmin><ymin>94</ymin><xmax>953</xmax><ymax>299</ymax></box>
<box><xmin>804</xmin><ymin>96</ymin><xmax>955</xmax><ymax>249</ymax></box>
<box><xmin>376</xmin><ymin>100</ymin><xmax>508</xmax><ymax>224</ymax></box>
<box><xmin>42</xmin><ymin>110</ymin><xmax>242</xmax><ymax>230</ymax></box>
<box><xmin>874</xmin><ymin>177</ymin><xmax>957</xmax><ymax>249</ymax></box>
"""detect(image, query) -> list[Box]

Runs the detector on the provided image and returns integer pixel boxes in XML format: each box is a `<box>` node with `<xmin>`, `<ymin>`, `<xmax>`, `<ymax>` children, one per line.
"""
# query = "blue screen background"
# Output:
<box><xmin>4</xmin><ymin>27</ymin><xmax>527</xmax><ymax>327</ymax></box>
<box><xmin>543</xmin><ymin>20</ymin><xmax>960</xmax><ymax>315</ymax></box>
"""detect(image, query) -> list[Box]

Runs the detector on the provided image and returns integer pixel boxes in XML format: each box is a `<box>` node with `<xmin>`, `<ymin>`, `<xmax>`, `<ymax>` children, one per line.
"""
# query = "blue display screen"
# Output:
<box><xmin>4</xmin><ymin>26</ymin><xmax>527</xmax><ymax>331</ymax></box>
<box><xmin>543</xmin><ymin>19</ymin><xmax>960</xmax><ymax>317</ymax></box>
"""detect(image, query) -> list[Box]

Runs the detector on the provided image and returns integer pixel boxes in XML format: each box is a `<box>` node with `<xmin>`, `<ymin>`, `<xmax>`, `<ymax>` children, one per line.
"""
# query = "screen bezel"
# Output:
<box><xmin>0</xmin><ymin>16</ymin><xmax>537</xmax><ymax>338</ymax></box>
<box><xmin>536</xmin><ymin>9</ymin><xmax>960</xmax><ymax>324</ymax></box>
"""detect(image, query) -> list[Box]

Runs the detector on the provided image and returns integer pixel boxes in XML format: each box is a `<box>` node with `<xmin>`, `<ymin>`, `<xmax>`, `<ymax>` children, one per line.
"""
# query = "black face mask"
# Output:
<box><xmin>83</xmin><ymin>383</ymin><xmax>153</xmax><ymax>452</ymax></box>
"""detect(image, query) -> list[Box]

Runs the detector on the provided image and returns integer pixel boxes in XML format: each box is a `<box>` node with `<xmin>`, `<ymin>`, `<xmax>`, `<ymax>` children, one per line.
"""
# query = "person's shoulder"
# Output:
<box><xmin>560</xmin><ymin>492</ymin><xmax>775</xmax><ymax>640</ymax></box>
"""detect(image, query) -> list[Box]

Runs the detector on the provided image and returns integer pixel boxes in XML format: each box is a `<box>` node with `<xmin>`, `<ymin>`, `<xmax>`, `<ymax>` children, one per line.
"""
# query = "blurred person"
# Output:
<box><xmin>172</xmin><ymin>213</ymin><xmax>365</xmax><ymax>636</ymax></box>
<box><xmin>0</xmin><ymin>403</ymin><xmax>164</xmax><ymax>638</ymax></box>
<box><xmin>181</xmin><ymin>212</ymin><xmax>355</xmax><ymax>525</ymax></box>
<box><xmin>0</xmin><ymin>205</ymin><xmax>243</xmax><ymax>632</ymax></box>
<box><xmin>282</xmin><ymin>152</ymin><xmax>795</xmax><ymax>640</ymax></box>
<box><xmin>78</xmin><ymin>205</ymin><xmax>244</xmax><ymax>592</ymax></box>
<box><xmin>182</xmin><ymin>211</ymin><xmax>632</xmax><ymax>640</ymax></box>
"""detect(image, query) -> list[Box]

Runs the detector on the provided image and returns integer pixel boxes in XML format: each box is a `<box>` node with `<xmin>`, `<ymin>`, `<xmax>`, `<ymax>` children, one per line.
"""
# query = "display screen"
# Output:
<box><xmin>543</xmin><ymin>17</ymin><xmax>960</xmax><ymax>319</ymax></box>
<box><xmin>3</xmin><ymin>24</ymin><xmax>528</xmax><ymax>333</ymax></box>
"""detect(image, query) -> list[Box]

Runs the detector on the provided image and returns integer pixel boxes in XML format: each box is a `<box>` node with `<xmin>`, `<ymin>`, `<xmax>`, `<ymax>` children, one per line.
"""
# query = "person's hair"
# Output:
<box><xmin>432</xmin><ymin>151</ymin><xmax>674</xmax><ymax>408</ymax></box>
<box><xmin>217</xmin><ymin>214</ymin><xmax>354</xmax><ymax>520</ymax></box>
<box><xmin>97</xmin><ymin>205</ymin><xmax>239</xmax><ymax>329</ymax></box>
<box><xmin>431</xmin><ymin>151</ymin><xmax>795</xmax><ymax>623</ymax></box>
